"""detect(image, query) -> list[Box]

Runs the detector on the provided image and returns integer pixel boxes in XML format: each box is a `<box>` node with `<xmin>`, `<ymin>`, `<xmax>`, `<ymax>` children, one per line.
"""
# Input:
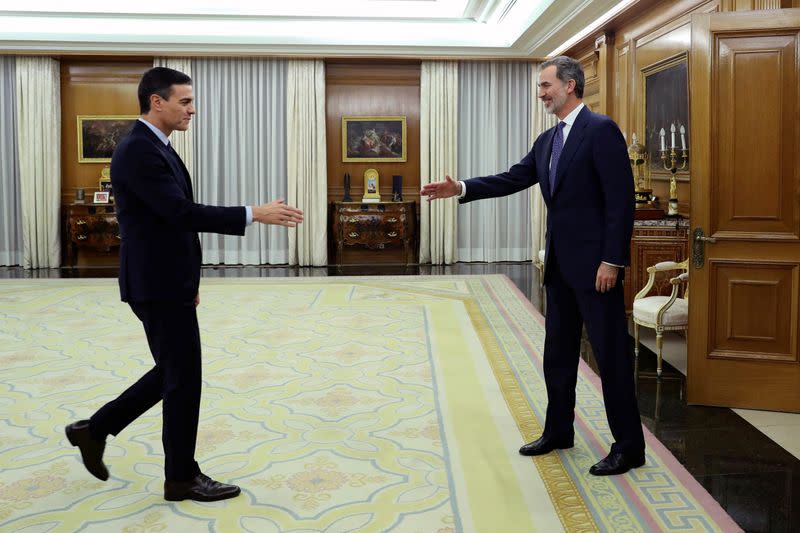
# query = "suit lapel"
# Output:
<box><xmin>552</xmin><ymin>106</ymin><xmax>590</xmax><ymax>197</ymax></box>
<box><xmin>135</xmin><ymin>123</ymin><xmax>192</xmax><ymax>199</ymax></box>
<box><xmin>539</xmin><ymin>126</ymin><xmax>557</xmax><ymax>202</ymax></box>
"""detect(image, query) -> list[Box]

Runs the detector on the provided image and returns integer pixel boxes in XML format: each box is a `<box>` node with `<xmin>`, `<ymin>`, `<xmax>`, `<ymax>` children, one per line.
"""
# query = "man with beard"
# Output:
<box><xmin>420</xmin><ymin>56</ymin><xmax>644</xmax><ymax>476</ymax></box>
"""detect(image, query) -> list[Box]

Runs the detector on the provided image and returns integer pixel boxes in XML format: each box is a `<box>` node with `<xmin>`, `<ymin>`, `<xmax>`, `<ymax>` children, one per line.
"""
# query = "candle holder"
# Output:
<box><xmin>627</xmin><ymin>133</ymin><xmax>652</xmax><ymax>207</ymax></box>
<box><xmin>659</xmin><ymin>124</ymin><xmax>688</xmax><ymax>217</ymax></box>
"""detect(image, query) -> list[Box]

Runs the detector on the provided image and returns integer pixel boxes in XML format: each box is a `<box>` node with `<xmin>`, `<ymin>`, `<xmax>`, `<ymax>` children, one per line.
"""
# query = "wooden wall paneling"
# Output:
<box><xmin>60</xmin><ymin>60</ymin><xmax>150</xmax><ymax>204</ymax></box>
<box><xmin>325</xmin><ymin>61</ymin><xmax>421</xmax><ymax>206</ymax></box>
<box><xmin>60</xmin><ymin>59</ymin><xmax>150</xmax><ymax>266</ymax></box>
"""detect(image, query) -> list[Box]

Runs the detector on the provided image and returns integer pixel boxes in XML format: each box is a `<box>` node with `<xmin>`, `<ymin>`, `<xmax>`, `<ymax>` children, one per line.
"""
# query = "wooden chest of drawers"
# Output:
<box><xmin>63</xmin><ymin>203</ymin><xmax>120</xmax><ymax>267</ymax></box>
<box><xmin>331</xmin><ymin>201</ymin><xmax>416</xmax><ymax>264</ymax></box>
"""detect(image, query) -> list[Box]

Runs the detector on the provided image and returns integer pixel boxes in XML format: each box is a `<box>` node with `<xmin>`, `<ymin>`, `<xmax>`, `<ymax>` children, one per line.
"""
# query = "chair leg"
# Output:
<box><xmin>656</xmin><ymin>331</ymin><xmax>664</xmax><ymax>378</ymax></box>
<box><xmin>633</xmin><ymin>322</ymin><xmax>640</xmax><ymax>358</ymax></box>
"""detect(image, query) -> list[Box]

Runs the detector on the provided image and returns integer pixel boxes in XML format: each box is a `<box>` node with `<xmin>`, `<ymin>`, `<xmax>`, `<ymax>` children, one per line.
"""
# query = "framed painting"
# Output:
<box><xmin>641</xmin><ymin>54</ymin><xmax>690</xmax><ymax>181</ymax></box>
<box><xmin>77</xmin><ymin>115</ymin><xmax>138</xmax><ymax>163</ymax></box>
<box><xmin>342</xmin><ymin>116</ymin><xmax>407</xmax><ymax>163</ymax></box>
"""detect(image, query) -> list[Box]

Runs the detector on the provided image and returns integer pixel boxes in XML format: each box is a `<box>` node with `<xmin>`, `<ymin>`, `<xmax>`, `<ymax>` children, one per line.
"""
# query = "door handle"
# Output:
<box><xmin>692</xmin><ymin>227</ymin><xmax>716</xmax><ymax>269</ymax></box>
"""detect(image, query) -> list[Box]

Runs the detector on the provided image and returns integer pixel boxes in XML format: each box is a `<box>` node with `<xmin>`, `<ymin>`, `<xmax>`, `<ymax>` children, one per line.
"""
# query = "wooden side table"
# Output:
<box><xmin>331</xmin><ymin>201</ymin><xmax>417</xmax><ymax>264</ymax></box>
<box><xmin>63</xmin><ymin>203</ymin><xmax>120</xmax><ymax>267</ymax></box>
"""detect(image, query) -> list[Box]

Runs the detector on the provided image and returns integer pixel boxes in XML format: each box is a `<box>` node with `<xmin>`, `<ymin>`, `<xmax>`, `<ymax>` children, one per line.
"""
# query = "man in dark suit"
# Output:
<box><xmin>65</xmin><ymin>67</ymin><xmax>304</xmax><ymax>500</ymax></box>
<box><xmin>420</xmin><ymin>56</ymin><xmax>645</xmax><ymax>475</ymax></box>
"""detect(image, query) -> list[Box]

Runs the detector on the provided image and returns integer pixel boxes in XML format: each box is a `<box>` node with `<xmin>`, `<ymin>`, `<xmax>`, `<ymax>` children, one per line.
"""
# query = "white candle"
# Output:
<box><xmin>680</xmin><ymin>125</ymin><xmax>686</xmax><ymax>150</ymax></box>
<box><xmin>670</xmin><ymin>123</ymin><xmax>676</xmax><ymax>149</ymax></box>
<box><xmin>631</xmin><ymin>132</ymin><xmax>637</xmax><ymax>145</ymax></box>
<box><xmin>660</xmin><ymin>128</ymin><xmax>666</xmax><ymax>151</ymax></box>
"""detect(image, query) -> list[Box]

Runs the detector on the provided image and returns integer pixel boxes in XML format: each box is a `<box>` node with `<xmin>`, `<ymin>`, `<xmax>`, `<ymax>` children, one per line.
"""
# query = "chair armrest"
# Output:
<box><xmin>670</xmin><ymin>272</ymin><xmax>689</xmax><ymax>285</ymax></box>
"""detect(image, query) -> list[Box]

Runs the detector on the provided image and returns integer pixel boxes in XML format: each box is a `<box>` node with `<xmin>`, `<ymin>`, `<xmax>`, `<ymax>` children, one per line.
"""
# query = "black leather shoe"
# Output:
<box><xmin>65</xmin><ymin>420</ymin><xmax>109</xmax><ymax>481</ymax></box>
<box><xmin>518</xmin><ymin>435</ymin><xmax>574</xmax><ymax>456</ymax></box>
<box><xmin>589</xmin><ymin>452</ymin><xmax>645</xmax><ymax>476</ymax></box>
<box><xmin>164</xmin><ymin>473</ymin><xmax>241</xmax><ymax>502</ymax></box>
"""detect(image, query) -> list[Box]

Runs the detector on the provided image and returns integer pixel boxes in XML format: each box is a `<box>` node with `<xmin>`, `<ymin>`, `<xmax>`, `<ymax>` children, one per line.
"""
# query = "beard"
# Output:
<box><xmin>543</xmin><ymin>89</ymin><xmax>567</xmax><ymax>115</ymax></box>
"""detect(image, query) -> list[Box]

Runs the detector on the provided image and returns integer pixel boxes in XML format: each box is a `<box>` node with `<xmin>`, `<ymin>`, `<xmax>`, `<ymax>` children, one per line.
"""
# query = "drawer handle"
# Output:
<box><xmin>76</xmin><ymin>219</ymin><xmax>87</xmax><ymax>225</ymax></box>
<box><xmin>349</xmin><ymin>217</ymin><xmax>360</xmax><ymax>222</ymax></box>
<box><xmin>387</xmin><ymin>217</ymin><xmax>398</xmax><ymax>223</ymax></box>
<box><xmin>348</xmin><ymin>232</ymin><xmax>359</xmax><ymax>238</ymax></box>
<box><xmin>115</xmin><ymin>234</ymin><xmax>122</xmax><ymax>240</ymax></box>
<box><xmin>387</xmin><ymin>231</ymin><xmax>397</xmax><ymax>237</ymax></box>
<box><xmin>77</xmin><ymin>235</ymin><xmax>87</xmax><ymax>241</ymax></box>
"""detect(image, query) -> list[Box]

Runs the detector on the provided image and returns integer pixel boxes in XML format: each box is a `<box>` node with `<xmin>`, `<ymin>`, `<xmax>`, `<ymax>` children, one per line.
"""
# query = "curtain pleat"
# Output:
<box><xmin>458</xmin><ymin>61</ymin><xmax>532</xmax><ymax>262</ymax></box>
<box><xmin>192</xmin><ymin>58</ymin><xmax>288</xmax><ymax>265</ymax></box>
<box><xmin>0</xmin><ymin>57</ymin><xmax>22</xmax><ymax>266</ymax></box>
<box><xmin>16</xmin><ymin>57</ymin><xmax>60</xmax><ymax>269</ymax></box>
<box><xmin>419</xmin><ymin>61</ymin><xmax>458</xmax><ymax>265</ymax></box>
<box><xmin>287</xmin><ymin>59</ymin><xmax>327</xmax><ymax>266</ymax></box>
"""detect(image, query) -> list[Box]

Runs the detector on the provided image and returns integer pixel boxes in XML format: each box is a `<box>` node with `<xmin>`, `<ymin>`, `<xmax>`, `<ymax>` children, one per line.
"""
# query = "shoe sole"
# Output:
<box><xmin>589</xmin><ymin>459</ymin><xmax>646</xmax><ymax>476</ymax></box>
<box><xmin>164</xmin><ymin>488</ymin><xmax>241</xmax><ymax>502</ymax></box>
<box><xmin>518</xmin><ymin>443</ymin><xmax>574</xmax><ymax>456</ymax></box>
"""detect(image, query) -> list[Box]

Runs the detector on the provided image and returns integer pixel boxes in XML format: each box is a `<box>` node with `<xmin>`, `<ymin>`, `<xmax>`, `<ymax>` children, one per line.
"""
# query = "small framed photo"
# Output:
<box><xmin>77</xmin><ymin>115</ymin><xmax>138</xmax><ymax>163</ymax></box>
<box><xmin>342</xmin><ymin>116</ymin><xmax>406</xmax><ymax>162</ymax></box>
<box><xmin>93</xmin><ymin>191</ymin><xmax>110</xmax><ymax>204</ymax></box>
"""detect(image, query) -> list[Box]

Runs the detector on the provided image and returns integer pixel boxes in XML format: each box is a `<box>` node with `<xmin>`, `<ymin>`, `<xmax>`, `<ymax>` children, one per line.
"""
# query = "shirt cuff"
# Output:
<box><xmin>457</xmin><ymin>180</ymin><xmax>467</xmax><ymax>199</ymax></box>
<box><xmin>245</xmin><ymin>206</ymin><xmax>253</xmax><ymax>226</ymax></box>
<box><xmin>602</xmin><ymin>261</ymin><xmax>623</xmax><ymax>268</ymax></box>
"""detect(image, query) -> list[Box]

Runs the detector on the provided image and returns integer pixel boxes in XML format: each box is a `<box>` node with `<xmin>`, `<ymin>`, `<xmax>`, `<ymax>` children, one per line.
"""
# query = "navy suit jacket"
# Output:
<box><xmin>461</xmin><ymin>106</ymin><xmax>634</xmax><ymax>289</ymax></box>
<box><xmin>111</xmin><ymin>121</ymin><xmax>246</xmax><ymax>303</ymax></box>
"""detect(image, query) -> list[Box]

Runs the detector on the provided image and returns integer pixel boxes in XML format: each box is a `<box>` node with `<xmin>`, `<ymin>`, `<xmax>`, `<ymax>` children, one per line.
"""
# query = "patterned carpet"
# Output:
<box><xmin>0</xmin><ymin>276</ymin><xmax>740</xmax><ymax>532</ymax></box>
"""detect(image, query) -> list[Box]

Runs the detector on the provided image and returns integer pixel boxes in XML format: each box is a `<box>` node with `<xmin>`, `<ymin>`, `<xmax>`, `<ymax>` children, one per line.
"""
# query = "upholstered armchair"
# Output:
<box><xmin>632</xmin><ymin>259</ymin><xmax>689</xmax><ymax>377</ymax></box>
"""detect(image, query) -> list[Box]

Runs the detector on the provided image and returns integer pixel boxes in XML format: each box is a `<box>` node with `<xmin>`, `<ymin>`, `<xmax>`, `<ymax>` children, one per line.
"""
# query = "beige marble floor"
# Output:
<box><xmin>634</xmin><ymin>325</ymin><xmax>800</xmax><ymax>460</ymax></box>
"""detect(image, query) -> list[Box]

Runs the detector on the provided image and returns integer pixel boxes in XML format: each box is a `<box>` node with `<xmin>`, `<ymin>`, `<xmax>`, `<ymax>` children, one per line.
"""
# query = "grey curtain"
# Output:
<box><xmin>457</xmin><ymin>61</ymin><xmax>532</xmax><ymax>262</ymax></box>
<box><xmin>192</xmin><ymin>58</ymin><xmax>289</xmax><ymax>265</ymax></box>
<box><xmin>0</xmin><ymin>57</ymin><xmax>22</xmax><ymax>266</ymax></box>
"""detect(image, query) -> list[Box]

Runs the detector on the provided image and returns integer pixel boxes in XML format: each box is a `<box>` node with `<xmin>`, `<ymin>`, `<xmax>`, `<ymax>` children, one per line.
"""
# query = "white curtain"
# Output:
<box><xmin>0</xmin><ymin>57</ymin><xmax>22</xmax><ymax>266</ymax></box>
<box><xmin>154</xmin><ymin>58</ymin><xmax>194</xmax><ymax>190</ymax></box>
<box><xmin>16</xmin><ymin>57</ymin><xmax>60</xmax><ymax>269</ymax></box>
<box><xmin>530</xmin><ymin>62</ymin><xmax>556</xmax><ymax>257</ymax></box>
<box><xmin>458</xmin><ymin>61</ymin><xmax>532</xmax><ymax>262</ymax></box>
<box><xmin>192</xmin><ymin>58</ymin><xmax>289</xmax><ymax>265</ymax></box>
<box><xmin>419</xmin><ymin>61</ymin><xmax>458</xmax><ymax>265</ymax></box>
<box><xmin>286</xmin><ymin>59</ymin><xmax>327</xmax><ymax>266</ymax></box>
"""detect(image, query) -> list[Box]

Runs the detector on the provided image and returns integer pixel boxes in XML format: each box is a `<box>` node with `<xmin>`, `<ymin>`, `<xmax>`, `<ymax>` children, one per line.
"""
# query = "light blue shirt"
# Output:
<box><xmin>137</xmin><ymin>118</ymin><xmax>252</xmax><ymax>226</ymax></box>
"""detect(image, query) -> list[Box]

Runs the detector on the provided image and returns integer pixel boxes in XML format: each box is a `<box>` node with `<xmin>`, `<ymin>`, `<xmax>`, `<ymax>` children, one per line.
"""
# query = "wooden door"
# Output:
<box><xmin>688</xmin><ymin>9</ymin><xmax>800</xmax><ymax>411</ymax></box>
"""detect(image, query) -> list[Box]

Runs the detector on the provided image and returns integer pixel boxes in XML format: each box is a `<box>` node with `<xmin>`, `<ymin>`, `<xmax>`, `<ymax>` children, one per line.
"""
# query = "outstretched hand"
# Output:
<box><xmin>252</xmin><ymin>199</ymin><xmax>304</xmax><ymax>227</ymax></box>
<box><xmin>420</xmin><ymin>175</ymin><xmax>460</xmax><ymax>202</ymax></box>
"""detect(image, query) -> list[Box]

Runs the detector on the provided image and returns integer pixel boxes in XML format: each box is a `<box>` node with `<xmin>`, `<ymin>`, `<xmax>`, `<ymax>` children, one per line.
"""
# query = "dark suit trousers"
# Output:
<box><xmin>542</xmin><ymin>258</ymin><xmax>645</xmax><ymax>456</ymax></box>
<box><xmin>90</xmin><ymin>301</ymin><xmax>202</xmax><ymax>481</ymax></box>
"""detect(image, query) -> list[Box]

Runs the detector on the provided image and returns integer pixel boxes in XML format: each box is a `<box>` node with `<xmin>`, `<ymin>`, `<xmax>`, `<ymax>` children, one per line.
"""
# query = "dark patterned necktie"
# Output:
<box><xmin>549</xmin><ymin>121</ymin><xmax>566</xmax><ymax>192</ymax></box>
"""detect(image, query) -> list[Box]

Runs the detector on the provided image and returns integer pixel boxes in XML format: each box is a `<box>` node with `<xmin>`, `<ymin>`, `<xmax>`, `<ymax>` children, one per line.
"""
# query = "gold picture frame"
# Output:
<box><xmin>362</xmin><ymin>168</ymin><xmax>381</xmax><ymax>202</ymax></box>
<box><xmin>640</xmin><ymin>53</ymin><xmax>690</xmax><ymax>182</ymax></box>
<box><xmin>77</xmin><ymin>115</ymin><xmax>138</xmax><ymax>163</ymax></box>
<box><xmin>342</xmin><ymin>116</ymin><xmax>407</xmax><ymax>163</ymax></box>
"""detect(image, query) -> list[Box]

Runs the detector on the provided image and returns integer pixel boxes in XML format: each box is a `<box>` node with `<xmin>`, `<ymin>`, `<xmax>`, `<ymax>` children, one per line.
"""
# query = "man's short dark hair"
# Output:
<box><xmin>541</xmin><ymin>56</ymin><xmax>585</xmax><ymax>98</ymax></box>
<box><xmin>138</xmin><ymin>67</ymin><xmax>192</xmax><ymax>114</ymax></box>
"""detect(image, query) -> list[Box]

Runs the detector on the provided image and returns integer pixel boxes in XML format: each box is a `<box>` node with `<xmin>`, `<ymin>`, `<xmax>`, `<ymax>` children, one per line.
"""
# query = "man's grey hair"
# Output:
<box><xmin>540</xmin><ymin>56</ymin><xmax>584</xmax><ymax>98</ymax></box>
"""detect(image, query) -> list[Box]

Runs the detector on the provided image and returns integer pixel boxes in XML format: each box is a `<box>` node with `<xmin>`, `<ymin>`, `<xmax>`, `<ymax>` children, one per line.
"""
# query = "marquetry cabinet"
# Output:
<box><xmin>624</xmin><ymin>218</ymin><xmax>690</xmax><ymax>314</ymax></box>
<box><xmin>63</xmin><ymin>203</ymin><xmax>120</xmax><ymax>267</ymax></box>
<box><xmin>331</xmin><ymin>201</ymin><xmax>417</xmax><ymax>264</ymax></box>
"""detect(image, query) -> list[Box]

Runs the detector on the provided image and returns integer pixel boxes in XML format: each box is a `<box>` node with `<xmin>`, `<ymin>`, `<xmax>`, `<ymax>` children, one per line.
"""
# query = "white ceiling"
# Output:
<box><xmin>0</xmin><ymin>0</ymin><xmax>633</xmax><ymax>58</ymax></box>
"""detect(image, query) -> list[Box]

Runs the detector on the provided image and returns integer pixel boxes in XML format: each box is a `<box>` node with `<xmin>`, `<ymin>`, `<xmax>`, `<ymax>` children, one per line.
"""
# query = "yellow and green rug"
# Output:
<box><xmin>0</xmin><ymin>276</ymin><xmax>740</xmax><ymax>532</ymax></box>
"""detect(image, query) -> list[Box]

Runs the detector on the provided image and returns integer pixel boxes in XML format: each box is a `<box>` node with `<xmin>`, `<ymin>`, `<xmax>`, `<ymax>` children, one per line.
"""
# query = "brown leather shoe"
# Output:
<box><xmin>164</xmin><ymin>473</ymin><xmax>241</xmax><ymax>502</ymax></box>
<box><xmin>518</xmin><ymin>435</ymin><xmax>574</xmax><ymax>456</ymax></box>
<box><xmin>65</xmin><ymin>420</ymin><xmax>109</xmax><ymax>481</ymax></box>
